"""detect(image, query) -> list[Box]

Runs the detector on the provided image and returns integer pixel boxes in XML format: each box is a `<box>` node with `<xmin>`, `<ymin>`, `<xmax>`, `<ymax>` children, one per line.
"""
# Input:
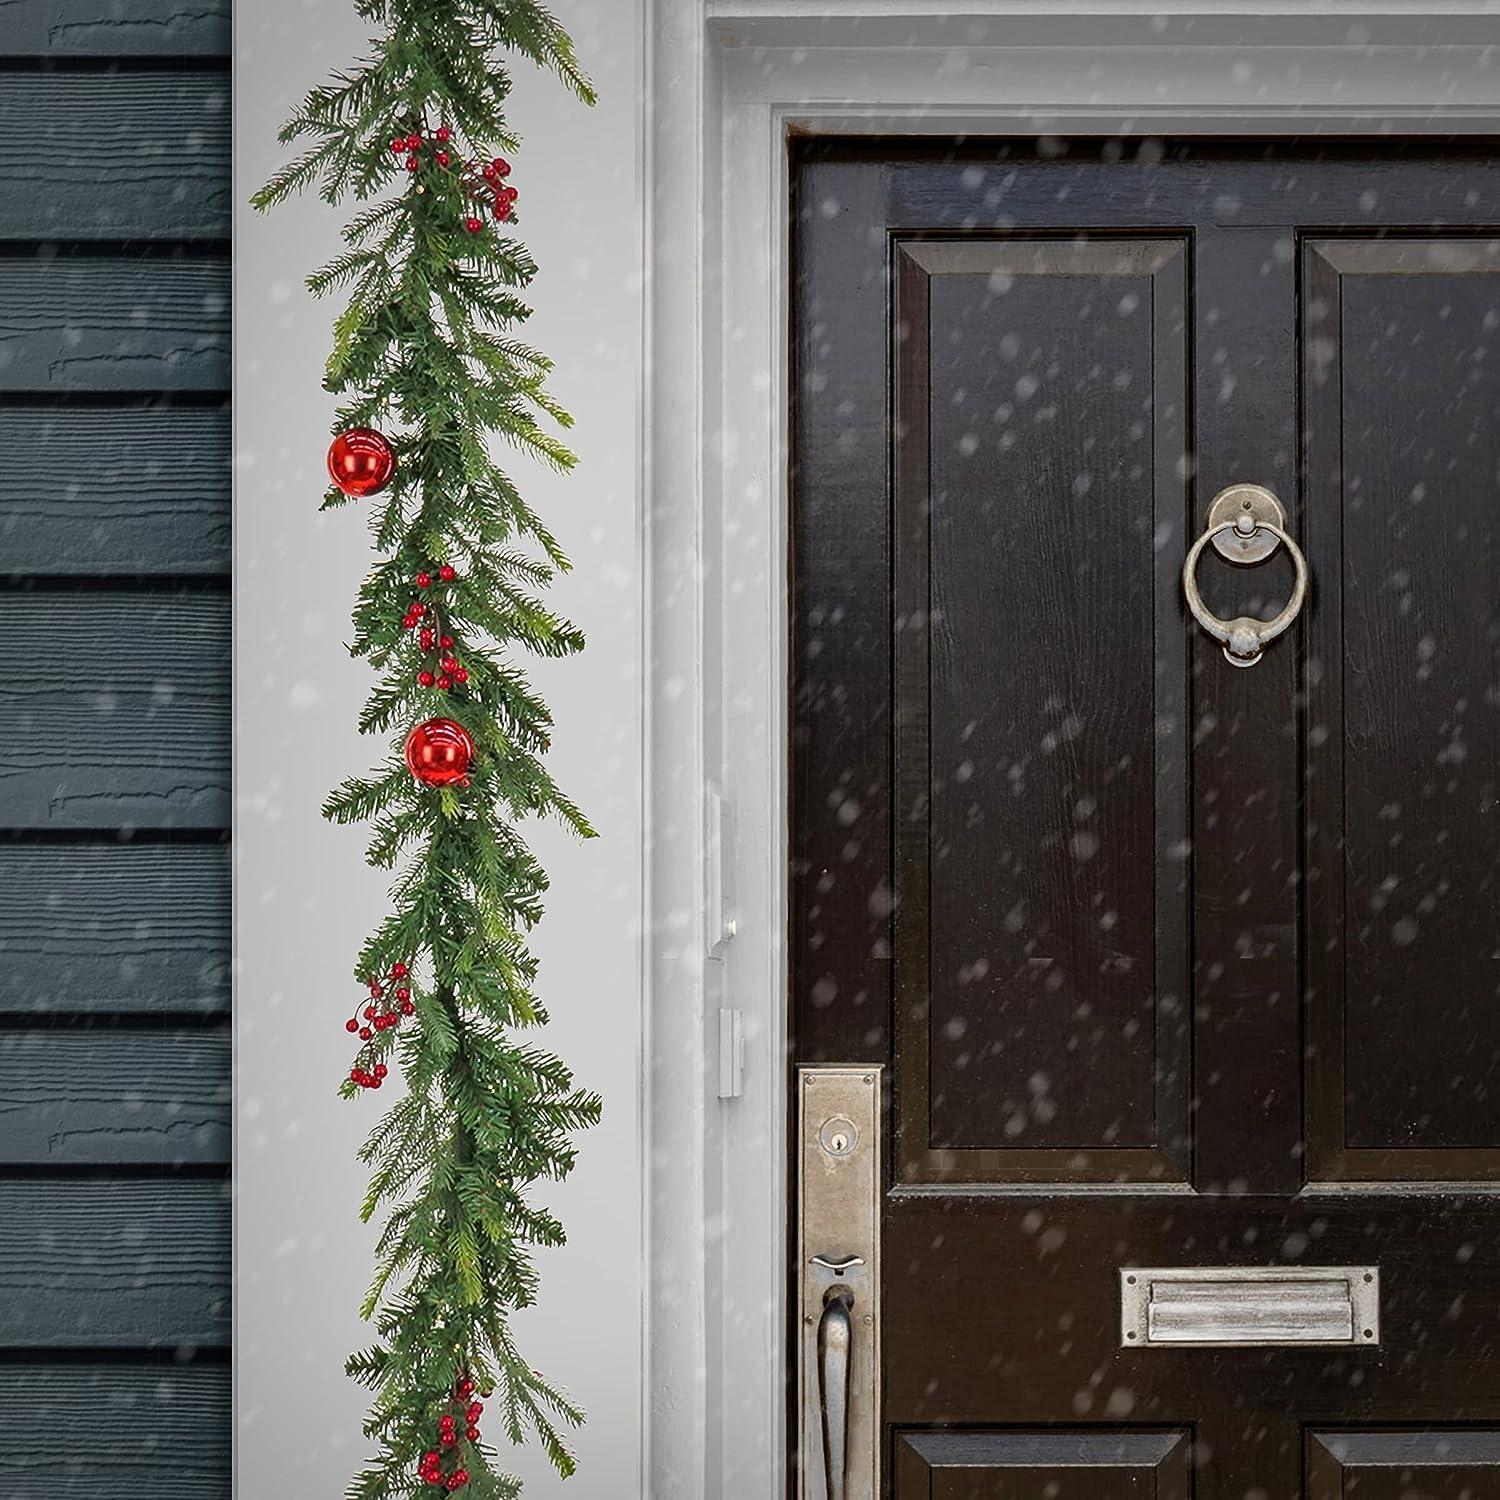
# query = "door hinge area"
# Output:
<box><xmin>717</xmin><ymin>1007</ymin><xmax>745</xmax><ymax>1099</ymax></box>
<box><xmin>705</xmin><ymin>783</ymin><xmax>736</xmax><ymax>961</ymax></box>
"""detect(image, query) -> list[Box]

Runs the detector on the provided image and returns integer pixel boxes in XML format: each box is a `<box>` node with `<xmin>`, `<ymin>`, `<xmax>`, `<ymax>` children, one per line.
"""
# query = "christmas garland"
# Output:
<box><xmin>253</xmin><ymin>4</ymin><xmax>600</xmax><ymax>1495</ymax></box>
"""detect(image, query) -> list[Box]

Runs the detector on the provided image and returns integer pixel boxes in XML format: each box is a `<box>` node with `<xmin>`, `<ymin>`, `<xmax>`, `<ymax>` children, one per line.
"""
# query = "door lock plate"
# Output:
<box><xmin>799</xmin><ymin>1066</ymin><xmax>881</xmax><ymax>1500</ymax></box>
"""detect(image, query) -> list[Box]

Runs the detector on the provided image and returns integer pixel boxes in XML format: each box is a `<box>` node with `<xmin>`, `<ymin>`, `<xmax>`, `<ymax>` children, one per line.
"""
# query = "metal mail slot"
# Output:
<box><xmin>1120</xmin><ymin>1266</ymin><xmax>1380</xmax><ymax>1349</ymax></box>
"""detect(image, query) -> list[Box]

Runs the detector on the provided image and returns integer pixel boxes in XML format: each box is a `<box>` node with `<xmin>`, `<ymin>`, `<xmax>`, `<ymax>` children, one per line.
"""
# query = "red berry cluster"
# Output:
<box><xmin>480</xmin><ymin>156</ymin><xmax>518</xmax><ymax>222</ymax></box>
<box><xmin>403</xmin><ymin>564</ymin><xmax>469</xmax><ymax>692</ymax></box>
<box><xmin>344</xmin><ymin>961</ymin><xmax>415</xmax><ymax>1090</ymax></box>
<box><xmin>417</xmin><ymin>1372</ymin><xmax>490</xmax><ymax>1489</ymax></box>
<box><xmin>459</xmin><ymin>157</ymin><xmax>518</xmax><ymax>232</ymax></box>
<box><xmin>385</xmin><ymin>122</ymin><xmax>517</xmax><ymax>235</ymax></box>
<box><xmin>389</xmin><ymin>122</ymin><xmax>455</xmax><ymax>176</ymax></box>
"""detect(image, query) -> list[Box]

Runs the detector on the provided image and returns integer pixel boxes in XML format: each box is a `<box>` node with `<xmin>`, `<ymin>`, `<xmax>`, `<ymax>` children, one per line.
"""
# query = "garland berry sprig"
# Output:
<box><xmin>253</xmin><ymin>2</ymin><xmax>600</xmax><ymax>1496</ymax></box>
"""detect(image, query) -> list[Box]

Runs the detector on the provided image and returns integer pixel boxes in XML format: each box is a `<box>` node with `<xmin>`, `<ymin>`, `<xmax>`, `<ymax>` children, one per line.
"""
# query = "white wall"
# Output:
<box><xmin>233</xmin><ymin>2</ymin><xmax>646</xmax><ymax>1494</ymax></box>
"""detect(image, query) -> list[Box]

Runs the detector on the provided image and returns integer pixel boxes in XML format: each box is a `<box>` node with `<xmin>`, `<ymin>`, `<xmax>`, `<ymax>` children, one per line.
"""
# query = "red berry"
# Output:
<box><xmin>419</xmin><ymin>630</ymin><xmax>434</xmax><ymax>649</ymax></box>
<box><xmin>363</xmin><ymin>1005</ymin><xmax>376</xmax><ymax>1021</ymax></box>
<box><xmin>435</xmin><ymin>152</ymin><xmax>451</xmax><ymax>168</ymax></box>
<box><xmin>395</xmin><ymin>987</ymin><xmax>410</xmax><ymax>1001</ymax></box>
<box><xmin>415</xmin><ymin>572</ymin><xmax>432</xmax><ymax>589</ymax></box>
<box><xmin>440</xmin><ymin>1433</ymin><xmax>456</xmax><ymax>1448</ymax></box>
<box><xmin>436</xmin><ymin>126</ymin><xmax>451</xmax><ymax>142</ymax></box>
<box><xmin>464</xmin><ymin>217</ymin><xmax>482</xmax><ymax>234</ymax></box>
<box><xmin>390</xmin><ymin>139</ymin><xmax>407</xmax><ymax>155</ymax></box>
<box><xmin>492</xmin><ymin>158</ymin><xmax>510</xmax><ymax>177</ymax></box>
<box><xmin>440</xmin><ymin>635</ymin><xmax>454</xmax><ymax>650</ymax></box>
<box><xmin>374</xmin><ymin>1064</ymin><xmax>388</xmax><ymax>1079</ymax></box>
<box><xmin>494</xmin><ymin>205</ymin><xmax>511</xmax><ymax>222</ymax></box>
<box><xmin>406</xmin><ymin>155</ymin><xmax>420</xmax><ymax>173</ymax></box>
<box><xmin>465</xmin><ymin>1426</ymin><xmax>480</xmax><ymax>1441</ymax></box>
<box><xmin>345</xmin><ymin>1018</ymin><xmax>359</xmax><ymax>1033</ymax></box>
<box><xmin>411</xmin><ymin>602</ymin><xmax>427</xmax><ymax>617</ymax></box>
<box><xmin>369</xmin><ymin>982</ymin><xmax>384</xmax><ymax>997</ymax></box>
<box><xmin>436</xmin><ymin>675</ymin><xmax>452</xmax><ymax>691</ymax></box>
<box><xmin>405</xmin><ymin>134</ymin><xmax>422</xmax><ymax>150</ymax></box>
<box><xmin>438</xmin><ymin>564</ymin><xmax>456</xmax><ymax>582</ymax></box>
<box><xmin>370</xmin><ymin>1076</ymin><xmax>382</xmax><ymax>1088</ymax></box>
<box><xmin>447</xmin><ymin>1475</ymin><xmax>467</xmax><ymax>1491</ymax></box>
<box><xmin>466</xmin><ymin>1402</ymin><xmax>483</xmax><ymax>1422</ymax></box>
<box><xmin>453</xmin><ymin>669</ymin><xmax>469</xmax><ymax>685</ymax></box>
<box><xmin>440</xmin><ymin>1412</ymin><xmax>457</xmax><ymax>1426</ymax></box>
<box><xmin>441</xmin><ymin>657</ymin><xmax>459</xmax><ymax>674</ymax></box>
<box><xmin>359</xmin><ymin>1027</ymin><xmax>372</xmax><ymax>1041</ymax></box>
<box><xmin>400</xmin><ymin>1004</ymin><xmax>415</xmax><ymax>1019</ymax></box>
<box><xmin>418</xmin><ymin>671</ymin><xmax>435</xmax><ymax>688</ymax></box>
<box><xmin>391</xmin><ymin>961</ymin><xmax>408</xmax><ymax>978</ymax></box>
<box><xmin>350</xmin><ymin>1068</ymin><xmax>361</xmax><ymax>1081</ymax></box>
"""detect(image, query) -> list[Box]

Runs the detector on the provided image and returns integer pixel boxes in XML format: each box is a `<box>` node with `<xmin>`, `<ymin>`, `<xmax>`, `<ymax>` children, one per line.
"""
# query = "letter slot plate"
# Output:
<box><xmin>1120</xmin><ymin>1266</ymin><xmax>1380</xmax><ymax>1349</ymax></box>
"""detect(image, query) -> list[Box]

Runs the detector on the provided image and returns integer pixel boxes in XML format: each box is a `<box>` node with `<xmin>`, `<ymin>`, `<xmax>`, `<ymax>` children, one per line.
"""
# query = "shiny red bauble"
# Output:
<box><xmin>404</xmin><ymin>718</ymin><xmax>475</xmax><ymax>787</ymax></box>
<box><xmin>327</xmin><ymin>428</ymin><xmax>396</xmax><ymax>498</ymax></box>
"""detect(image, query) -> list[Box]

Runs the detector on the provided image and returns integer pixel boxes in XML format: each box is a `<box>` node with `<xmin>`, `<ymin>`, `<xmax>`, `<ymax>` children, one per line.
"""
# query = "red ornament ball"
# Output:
<box><xmin>405</xmin><ymin>718</ymin><xmax>476</xmax><ymax>788</ymax></box>
<box><xmin>328</xmin><ymin>428</ymin><xmax>396</xmax><ymax>498</ymax></box>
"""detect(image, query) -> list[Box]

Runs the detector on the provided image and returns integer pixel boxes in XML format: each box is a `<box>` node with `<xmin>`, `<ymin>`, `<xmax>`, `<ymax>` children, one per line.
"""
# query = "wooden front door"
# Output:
<box><xmin>792</xmin><ymin>142</ymin><xmax>1500</xmax><ymax>1498</ymax></box>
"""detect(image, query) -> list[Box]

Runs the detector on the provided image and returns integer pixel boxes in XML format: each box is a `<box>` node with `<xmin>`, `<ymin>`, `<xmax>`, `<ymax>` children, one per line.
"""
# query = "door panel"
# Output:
<box><xmin>894</xmin><ymin>238</ymin><xmax>1190</xmax><ymax>1183</ymax></box>
<box><xmin>1307</xmin><ymin>1431</ymin><xmax>1500</xmax><ymax>1497</ymax></box>
<box><xmin>895</xmin><ymin>1431</ymin><xmax>1191</xmax><ymax>1499</ymax></box>
<box><xmin>1304</xmin><ymin>238</ymin><xmax>1500</xmax><ymax>1182</ymax></box>
<box><xmin>792</xmin><ymin>143</ymin><xmax>1500</xmax><ymax>1500</ymax></box>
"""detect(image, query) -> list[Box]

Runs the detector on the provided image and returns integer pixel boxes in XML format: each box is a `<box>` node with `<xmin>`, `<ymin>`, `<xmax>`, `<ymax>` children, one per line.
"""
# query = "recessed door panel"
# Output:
<box><xmin>1304</xmin><ymin>238</ymin><xmax>1500</xmax><ymax>1182</ymax></box>
<box><xmin>894</xmin><ymin>238</ymin><xmax>1190</xmax><ymax>1184</ymax></box>
<box><xmin>1308</xmin><ymin>1431</ymin><xmax>1500</xmax><ymax>1497</ymax></box>
<box><xmin>896</xmin><ymin>1431</ymin><xmax>1191</xmax><ymax>1500</ymax></box>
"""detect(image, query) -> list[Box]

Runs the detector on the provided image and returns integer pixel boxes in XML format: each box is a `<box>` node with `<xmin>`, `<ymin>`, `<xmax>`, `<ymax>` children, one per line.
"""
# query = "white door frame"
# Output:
<box><xmin>643</xmin><ymin>6</ymin><xmax>1500</xmax><ymax>1496</ymax></box>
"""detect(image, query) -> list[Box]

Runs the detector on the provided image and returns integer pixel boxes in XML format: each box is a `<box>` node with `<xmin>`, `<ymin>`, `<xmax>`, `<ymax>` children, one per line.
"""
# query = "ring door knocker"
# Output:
<box><xmin>1182</xmin><ymin>483</ymin><xmax>1310</xmax><ymax>667</ymax></box>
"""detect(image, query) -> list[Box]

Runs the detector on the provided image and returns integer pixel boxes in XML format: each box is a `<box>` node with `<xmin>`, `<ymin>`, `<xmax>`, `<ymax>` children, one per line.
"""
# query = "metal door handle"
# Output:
<box><xmin>810</xmin><ymin>1253</ymin><xmax>865</xmax><ymax>1275</ymax></box>
<box><xmin>1182</xmin><ymin>483</ymin><xmax>1309</xmax><ymax>667</ymax></box>
<box><xmin>817</xmin><ymin>1285</ymin><xmax>855</xmax><ymax>1500</ymax></box>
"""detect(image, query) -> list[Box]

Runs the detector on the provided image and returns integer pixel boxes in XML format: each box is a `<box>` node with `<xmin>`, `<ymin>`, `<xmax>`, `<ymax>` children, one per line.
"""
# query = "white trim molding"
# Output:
<box><xmin>643</xmin><ymin>6</ymin><xmax>1500</xmax><ymax>1497</ymax></box>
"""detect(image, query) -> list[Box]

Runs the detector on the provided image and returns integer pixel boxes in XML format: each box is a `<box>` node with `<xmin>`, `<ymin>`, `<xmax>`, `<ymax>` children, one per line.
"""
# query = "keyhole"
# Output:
<box><xmin>819</xmin><ymin>1116</ymin><xmax>858</xmax><ymax>1157</ymax></box>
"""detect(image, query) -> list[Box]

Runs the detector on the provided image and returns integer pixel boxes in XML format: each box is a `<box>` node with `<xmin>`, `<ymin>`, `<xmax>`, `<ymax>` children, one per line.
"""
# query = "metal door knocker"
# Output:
<box><xmin>1182</xmin><ymin>483</ymin><xmax>1309</xmax><ymax>667</ymax></box>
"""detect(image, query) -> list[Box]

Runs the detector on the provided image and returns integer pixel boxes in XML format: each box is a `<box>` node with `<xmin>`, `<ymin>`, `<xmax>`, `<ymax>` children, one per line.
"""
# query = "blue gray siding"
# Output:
<box><xmin>0</xmin><ymin>1</ymin><xmax>231</xmax><ymax>1493</ymax></box>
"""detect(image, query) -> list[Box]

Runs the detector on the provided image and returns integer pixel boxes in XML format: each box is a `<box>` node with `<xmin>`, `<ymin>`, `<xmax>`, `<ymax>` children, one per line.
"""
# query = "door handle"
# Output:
<box><xmin>817</xmin><ymin>1284</ymin><xmax>855</xmax><ymax>1500</ymax></box>
<box><xmin>810</xmin><ymin>1253</ymin><xmax>865</xmax><ymax>1275</ymax></box>
<box><xmin>1182</xmin><ymin>482</ymin><xmax>1309</xmax><ymax>667</ymax></box>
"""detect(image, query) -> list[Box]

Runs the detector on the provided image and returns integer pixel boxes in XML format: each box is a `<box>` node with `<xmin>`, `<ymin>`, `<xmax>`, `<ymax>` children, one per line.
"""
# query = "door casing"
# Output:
<box><xmin>643</xmin><ymin>8</ymin><xmax>1500</xmax><ymax>1497</ymax></box>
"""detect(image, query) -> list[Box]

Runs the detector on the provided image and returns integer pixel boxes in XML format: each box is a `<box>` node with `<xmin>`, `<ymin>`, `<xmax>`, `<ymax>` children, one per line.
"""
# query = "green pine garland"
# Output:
<box><xmin>253</xmin><ymin>3</ymin><xmax>600</xmax><ymax>1495</ymax></box>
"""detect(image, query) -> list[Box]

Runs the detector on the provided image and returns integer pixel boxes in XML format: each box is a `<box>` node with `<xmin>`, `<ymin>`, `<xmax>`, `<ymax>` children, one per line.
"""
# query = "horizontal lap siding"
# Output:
<box><xmin>0</xmin><ymin>5</ymin><xmax>230</xmax><ymax>1495</ymax></box>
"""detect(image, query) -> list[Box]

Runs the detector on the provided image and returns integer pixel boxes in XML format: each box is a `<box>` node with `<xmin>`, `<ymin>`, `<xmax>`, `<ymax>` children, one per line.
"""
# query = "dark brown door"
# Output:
<box><xmin>792</xmin><ymin>142</ymin><xmax>1500</xmax><ymax>1498</ymax></box>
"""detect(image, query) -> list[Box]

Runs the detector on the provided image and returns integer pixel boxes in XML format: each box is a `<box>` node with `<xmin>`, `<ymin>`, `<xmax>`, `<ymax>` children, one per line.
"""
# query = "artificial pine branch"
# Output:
<box><xmin>255</xmin><ymin>2</ymin><xmax>599</xmax><ymax>1494</ymax></box>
